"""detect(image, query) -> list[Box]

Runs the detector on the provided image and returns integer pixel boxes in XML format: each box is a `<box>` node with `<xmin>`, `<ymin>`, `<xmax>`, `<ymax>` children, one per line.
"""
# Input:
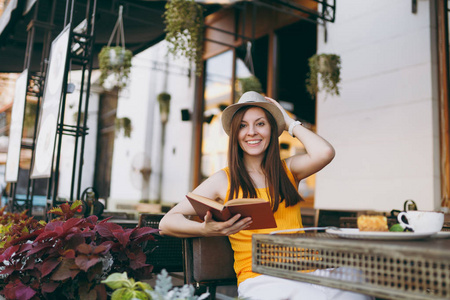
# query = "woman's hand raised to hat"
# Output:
<box><xmin>265</xmin><ymin>97</ymin><xmax>295</xmax><ymax>132</ymax></box>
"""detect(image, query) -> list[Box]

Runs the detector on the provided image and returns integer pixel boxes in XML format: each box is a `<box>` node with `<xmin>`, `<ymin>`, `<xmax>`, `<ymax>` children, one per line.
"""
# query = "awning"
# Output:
<box><xmin>0</xmin><ymin>0</ymin><xmax>223</xmax><ymax>73</ymax></box>
<box><xmin>0</xmin><ymin>0</ymin><xmax>334</xmax><ymax>74</ymax></box>
<box><xmin>0</xmin><ymin>1</ymin><xmax>166</xmax><ymax>73</ymax></box>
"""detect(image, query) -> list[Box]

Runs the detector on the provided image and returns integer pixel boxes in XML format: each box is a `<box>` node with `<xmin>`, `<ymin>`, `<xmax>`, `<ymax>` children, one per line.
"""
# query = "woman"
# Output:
<box><xmin>159</xmin><ymin>91</ymin><xmax>371</xmax><ymax>300</ymax></box>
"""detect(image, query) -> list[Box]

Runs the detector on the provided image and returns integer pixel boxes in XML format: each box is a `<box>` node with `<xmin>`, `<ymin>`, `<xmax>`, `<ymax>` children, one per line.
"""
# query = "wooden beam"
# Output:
<box><xmin>436</xmin><ymin>0</ymin><xmax>450</xmax><ymax>208</ymax></box>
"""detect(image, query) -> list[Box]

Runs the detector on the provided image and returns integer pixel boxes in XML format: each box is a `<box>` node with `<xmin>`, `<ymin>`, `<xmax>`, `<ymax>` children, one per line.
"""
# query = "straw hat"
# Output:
<box><xmin>221</xmin><ymin>91</ymin><xmax>285</xmax><ymax>136</ymax></box>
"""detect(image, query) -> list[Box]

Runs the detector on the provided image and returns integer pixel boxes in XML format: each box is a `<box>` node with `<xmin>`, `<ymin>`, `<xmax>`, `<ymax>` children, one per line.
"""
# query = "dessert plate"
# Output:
<box><xmin>430</xmin><ymin>231</ymin><xmax>450</xmax><ymax>239</ymax></box>
<box><xmin>325</xmin><ymin>228</ymin><xmax>436</xmax><ymax>240</ymax></box>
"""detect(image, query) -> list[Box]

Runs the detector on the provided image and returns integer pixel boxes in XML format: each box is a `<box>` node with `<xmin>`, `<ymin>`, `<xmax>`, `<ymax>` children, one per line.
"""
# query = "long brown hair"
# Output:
<box><xmin>227</xmin><ymin>106</ymin><xmax>303</xmax><ymax>212</ymax></box>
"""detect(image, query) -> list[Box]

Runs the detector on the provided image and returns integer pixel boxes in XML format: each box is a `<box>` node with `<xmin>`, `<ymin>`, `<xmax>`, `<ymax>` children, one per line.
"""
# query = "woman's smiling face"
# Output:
<box><xmin>238</xmin><ymin>107</ymin><xmax>272</xmax><ymax>158</ymax></box>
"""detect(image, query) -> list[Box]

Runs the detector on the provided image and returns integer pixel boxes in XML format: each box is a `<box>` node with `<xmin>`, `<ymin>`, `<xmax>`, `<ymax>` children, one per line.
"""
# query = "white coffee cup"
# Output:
<box><xmin>397</xmin><ymin>210</ymin><xmax>444</xmax><ymax>233</ymax></box>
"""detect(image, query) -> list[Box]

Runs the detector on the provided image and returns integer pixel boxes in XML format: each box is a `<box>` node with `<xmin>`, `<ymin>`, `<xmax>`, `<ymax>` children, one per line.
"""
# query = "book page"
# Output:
<box><xmin>226</xmin><ymin>198</ymin><xmax>267</xmax><ymax>206</ymax></box>
<box><xmin>186</xmin><ymin>192</ymin><xmax>225</xmax><ymax>211</ymax></box>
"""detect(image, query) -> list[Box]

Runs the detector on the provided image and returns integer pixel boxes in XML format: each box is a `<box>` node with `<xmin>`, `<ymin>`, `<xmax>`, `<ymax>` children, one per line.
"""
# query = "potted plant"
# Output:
<box><xmin>102</xmin><ymin>270</ymin><xmax>209</xmax><ymax>300</ymax></box>
<box><xmin>98</xmin><ymin>46</ymin><xmax>132</xmax><ymax>90</ymax></box>
<box><xmin>305</xmin><ymin>53</ymin><xmax>342</xmax><ymax>98</ymax></box>
<box><xmin>98</xmin><ymin>5</ymin><xmax>133</xmax><ymax>90</ymax></box>
<box><xmin>0</xmin><ymin>202</ymin><xmax>158</xmax><ymax>299</ymax></box>
<box><xmin>163</xmin><ymin>0</ymin><xmax>205</xmax><ymax>76</ymax></box>
<box><xmin>157</xmin><ymin>92</ymin><xmax>171</xmax><ymax>124</ymax></box>
<box><xmin>115</xmin><ymin>117</ymin><xmax>132</xmax><ymax>138</ymax></box>
<box><xmin>236</xmin><ymin>75</ymin><xmax>263</xmax><ymax>98</ymax></box>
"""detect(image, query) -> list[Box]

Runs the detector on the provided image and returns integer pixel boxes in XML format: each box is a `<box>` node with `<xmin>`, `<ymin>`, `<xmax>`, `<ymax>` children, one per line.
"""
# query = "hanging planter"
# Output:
<box><xmin>157</xmin><ymin>92</ymin><xmax>171</xmax><ymax>124</ymax></box>
<box><xmin>115</xmin><ymin>117</ymin><xmax>132</xmax><ymax>138</ymax></box>
<box><xmin>98</xmin><ymin>47</ymin><xmax>132</xmax><ymax>89</ymax></box>
<box><xmin>163</xmin><ymin>0</ymin><xmax>205</xmax><ymax>76</ymax></box>
<box><xmin>236</xmin><ymin>75</ymin><xmax>263</xmax><ymax>98</ymax></box>
<box><xmin>98</xmin><ymin>5</ymin><xmax>133</xmax><ymax>90</ymax></box>
<box><xmin>306</xmin><ymin>53</ymin><xmax>342</xmax><ymax>98</ymax></box>
<box><xmin>234</xmin><ymin>42</ymin><xmax>262</xmax><ymax>98</ymax></box>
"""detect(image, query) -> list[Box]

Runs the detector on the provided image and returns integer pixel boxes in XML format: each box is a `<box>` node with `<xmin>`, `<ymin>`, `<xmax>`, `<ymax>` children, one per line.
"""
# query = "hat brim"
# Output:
<box><xmin>221</xmin><ymin>102</ymin><xmax>285</xmax><ymax>136</ymax></box>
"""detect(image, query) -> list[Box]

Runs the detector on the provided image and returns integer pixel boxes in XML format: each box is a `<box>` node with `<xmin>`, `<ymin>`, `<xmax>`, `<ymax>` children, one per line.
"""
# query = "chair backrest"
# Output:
<box><xmin>183</xmin><ymin>236</ymin><xmax>236</xmax><ymax>285</ymax></box>
<box><xmin>139</xmin><ymin>213</ymin><xmax>184</xmax><ymax>273</ymax></box>
<box><xmin>139</xmin><ymin>213</ymin><xmax>236</xmax><ymax>288</ymax></box>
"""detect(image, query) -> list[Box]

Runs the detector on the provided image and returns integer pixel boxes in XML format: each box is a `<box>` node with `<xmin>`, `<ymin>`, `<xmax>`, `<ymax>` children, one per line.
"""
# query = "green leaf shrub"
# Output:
<box><xmin>102</xmin><ymin>269</ymin><xmax>209</xmax><ymax>300</ymax></box>
<box><xmin>0</xmin><ymin>202</ymin><xmax>158</xmax><ymax>300</ymax></box>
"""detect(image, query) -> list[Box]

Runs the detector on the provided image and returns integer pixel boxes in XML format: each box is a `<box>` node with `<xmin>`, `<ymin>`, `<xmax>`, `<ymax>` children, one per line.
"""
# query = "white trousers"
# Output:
<box><xmin>238</xmin><ymin>271</ymin><xmax>374</xmax><ymax>300</ymax></box>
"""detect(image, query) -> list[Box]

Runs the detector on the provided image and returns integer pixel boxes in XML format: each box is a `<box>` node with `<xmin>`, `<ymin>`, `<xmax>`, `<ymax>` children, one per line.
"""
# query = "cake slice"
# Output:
<box><xmin>357</xmin><ymin>215</ymin><xmax>388</xmax><ymax>232</ymax></box>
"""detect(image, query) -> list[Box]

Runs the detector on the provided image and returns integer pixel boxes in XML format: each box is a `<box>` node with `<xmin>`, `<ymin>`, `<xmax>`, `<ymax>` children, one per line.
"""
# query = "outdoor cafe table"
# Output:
<box><xmin>252</xmin><ymin>232</ymin><xmax>450</xmax><ymax>300</ymax></box>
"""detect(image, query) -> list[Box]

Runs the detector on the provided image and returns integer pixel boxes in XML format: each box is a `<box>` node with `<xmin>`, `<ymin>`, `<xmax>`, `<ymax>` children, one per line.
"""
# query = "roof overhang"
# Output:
<box><xmin>0</xmin><ymin>0</ymin><xmax>334</xmax><ymax>74</ymax></box>
<box><xmin>0</xmin><ymin>0</ymin><xmax>222</xmax><ymax>73</ymax></box>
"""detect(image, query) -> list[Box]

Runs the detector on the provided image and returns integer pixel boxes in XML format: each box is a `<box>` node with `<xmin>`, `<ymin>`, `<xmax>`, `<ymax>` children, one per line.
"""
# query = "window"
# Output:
<box><xmin>200</xmin><ymin>40</ymin><xmax>269</xmax><ymax>181</ymax></box>
<box><xmin>201</xmin><ymin>50</ymin><xmax>234</xmax><ymax>180</ymax></box>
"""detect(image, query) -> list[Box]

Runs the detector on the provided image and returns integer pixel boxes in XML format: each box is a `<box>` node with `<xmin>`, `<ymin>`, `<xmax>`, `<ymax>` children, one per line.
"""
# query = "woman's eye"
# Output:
<box><xmin>240</xmin><ymin>124</ymin><xmax>247</xmax><ymax>128</ymax></box>
<box><xmin>257</xmin><ymin>122</ymin><xmax>265</xmax><ymax>126</ymax></box>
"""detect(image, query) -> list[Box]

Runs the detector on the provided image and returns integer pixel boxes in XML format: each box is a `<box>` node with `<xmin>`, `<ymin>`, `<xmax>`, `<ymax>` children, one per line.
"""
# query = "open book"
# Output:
<box><xmin>186</xmin><ymin>192</ymin><xmax>277</xmax><ymax>230</ymax></box>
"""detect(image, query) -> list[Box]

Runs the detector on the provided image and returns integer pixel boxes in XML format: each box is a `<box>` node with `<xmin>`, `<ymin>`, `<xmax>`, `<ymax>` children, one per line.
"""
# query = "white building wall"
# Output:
<box><xmin>315</xmin><ymin>0</ymin><xmax>441</xmax><ymax>211</ymax></box>
<box><xmin>108</xmin><ymin>41</ymin><xmax>195</xmax><ymax>210</ymax></box>
<box><xmin>152</xmin><ymin>67</ymin><xmax>196</xmax><ymax>205</ymax></box>
<box><xmin>108</xmin><ymin>50</ymin><xmax>155</xmax><ymax>209</ymax></box>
